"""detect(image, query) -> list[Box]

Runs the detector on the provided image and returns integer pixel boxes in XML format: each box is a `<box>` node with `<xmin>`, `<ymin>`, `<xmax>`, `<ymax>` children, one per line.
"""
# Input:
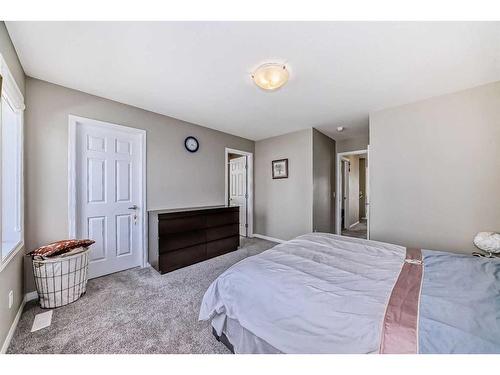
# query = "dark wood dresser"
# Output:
<box><xmin>148</xmin><ymin>206</ymin><xmax>240</xmax><ymax>274</ymax></box>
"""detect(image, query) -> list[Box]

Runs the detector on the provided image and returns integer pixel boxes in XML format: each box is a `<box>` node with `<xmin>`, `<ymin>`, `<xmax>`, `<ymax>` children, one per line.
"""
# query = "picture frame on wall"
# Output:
<box><xmin>272</xmin><ymin>158</ymin><xmax>288</xmax><ymax>179</ymax></box>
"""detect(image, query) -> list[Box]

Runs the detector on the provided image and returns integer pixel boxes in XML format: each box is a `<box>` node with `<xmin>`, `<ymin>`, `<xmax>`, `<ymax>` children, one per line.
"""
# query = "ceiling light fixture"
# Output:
<box><xmin>252</xmin><ymin>63</ymin><xmax>289</xmax><ymax>91</ymax></box>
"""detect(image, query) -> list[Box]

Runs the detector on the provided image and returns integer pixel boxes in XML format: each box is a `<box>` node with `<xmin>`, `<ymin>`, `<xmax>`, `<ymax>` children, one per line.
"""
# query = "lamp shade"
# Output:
<box><xmin>252</xmin><ymin>63</ymin><xmax>289</xmax><ymax>91</ymax></box>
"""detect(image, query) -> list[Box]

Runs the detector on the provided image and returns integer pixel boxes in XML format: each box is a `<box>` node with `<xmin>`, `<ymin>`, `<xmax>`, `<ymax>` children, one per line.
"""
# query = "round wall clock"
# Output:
<box><xmin>184</xmin><ymin>136</ymin><xmax>199</xmax><ymax>153</ymax></box>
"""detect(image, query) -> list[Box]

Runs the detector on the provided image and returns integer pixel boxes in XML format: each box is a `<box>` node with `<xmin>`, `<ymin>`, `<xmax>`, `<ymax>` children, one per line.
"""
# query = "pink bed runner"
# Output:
<box><xmin>379</xmin><ymin>248</ymin><xmax>424</xmax><ymax>354</ymax></box>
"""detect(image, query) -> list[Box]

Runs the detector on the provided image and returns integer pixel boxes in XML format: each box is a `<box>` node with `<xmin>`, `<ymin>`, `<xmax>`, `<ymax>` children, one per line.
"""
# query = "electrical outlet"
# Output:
<box><xmin>8</xmin><ymin>290</ymin><xmax>14</xmax><ymax>309</ymax></box>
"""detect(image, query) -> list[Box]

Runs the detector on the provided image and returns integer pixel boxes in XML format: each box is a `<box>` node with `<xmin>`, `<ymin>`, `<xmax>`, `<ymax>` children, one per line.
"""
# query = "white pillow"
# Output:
<box><xmin>473</xmin><ymin>232</ymin><xmax>500</xmax><ymax>254</ymax></box>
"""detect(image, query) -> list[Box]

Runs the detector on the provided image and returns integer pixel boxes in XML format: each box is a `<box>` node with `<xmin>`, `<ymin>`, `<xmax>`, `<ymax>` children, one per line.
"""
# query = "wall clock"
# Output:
<box><xmin>184</xmin><ymin>136</ymin><xmax>199</xmax><ymax>153</ymax></box>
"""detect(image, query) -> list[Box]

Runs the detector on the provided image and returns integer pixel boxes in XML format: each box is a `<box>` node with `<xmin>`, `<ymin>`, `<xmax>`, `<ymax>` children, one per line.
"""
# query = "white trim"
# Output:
<box><xmin>366</xmin><ymin>145</ymin><xmax>371</xmax><ymax>240</ymax></box>
<box><xmin>224</xmin><ymin>147</ymin><xmax>254</xmax><ymax>237</ymax></box>
<box><xmin>0</xmin><ymin>52</ymin><xmax>25</xmax><ymax>268</ymax></box>
<box><xmin>0</xmin><ymin>242</ymin><xmax>23</xmax><ymax>274</ymax></box>
<box><xmin>0</xmin><ymin>290</ymin><xmax>40</xmax><ymax>353</ymax></box>
<box><xmin>252</xmin><ymin>233</ymin><xmax>286</xmax><ymax>244</ymax></box>
<box><xmin>0</xmin><ymin>54</ymin><xmax>24</xmax><ymax>112</ymax></box>
<box><xmin>68</xmin><ymin>118</ymin><xmax>77</xmax><ymax>238</ymax></box>
<box><xmin>349</xmin><ymin>221</ymin><xmax>360</xmax><ymax>229</ymax></box>
<box><xmin>0</xmin><ymin>298</ymin><xmax>25</xmax><ymax>354</ymax></box>
<box><xmin>336</xmin><ymin>149</ymin><xmax>369</xmax><ymax>237</ymax></box>
<box><xmin>342</xmin><ymin>159</ymin><xmax>350</xmax><ymax>230</ymax></box>
<box><xmin>24</xmin><ymin>291</ymin><xmax>38</xmax><ymax>302</ymax></box>
<box><xmin>67</xmin><ymin>115</ymin><xmax>148</xmax><ymax>272</ymax></box>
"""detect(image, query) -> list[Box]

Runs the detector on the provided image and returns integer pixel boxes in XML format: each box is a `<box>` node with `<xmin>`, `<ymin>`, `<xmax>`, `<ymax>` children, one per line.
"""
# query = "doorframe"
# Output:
<box><xmin>68</xmin><ymin>115</ymin><xmax>148</xmax><ymax>268</ymax></box>
<box><xmin>224</xmin><ymin>147</ymin><xmax>253</xmax><ymax>237</ymax></box>
<box><xmin>341</xmin><ymin>158</ymin><xmax>350</xmax><ymax>230</ymax></box>
<box><xmin>336</xmin><ymin>149</ymin><xmax>369</xmax><ymax>237</ymax></box>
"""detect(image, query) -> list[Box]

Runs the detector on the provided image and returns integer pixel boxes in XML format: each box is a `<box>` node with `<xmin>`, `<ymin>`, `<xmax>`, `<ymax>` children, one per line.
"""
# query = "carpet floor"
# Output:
<box><xmin>7</xmin><ymin>237</ymin><xmax>276</xmax><ymax>354</ymax></box>
<box><xmin>341</xmin><ymin>219</ymin><xmax>367</xmax><ymax>239</ymax></box>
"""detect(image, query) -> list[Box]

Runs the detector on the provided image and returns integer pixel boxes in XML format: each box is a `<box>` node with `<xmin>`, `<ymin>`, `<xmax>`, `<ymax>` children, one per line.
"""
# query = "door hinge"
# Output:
<box><xmin>245</xmin><ymin>224</ymin><xmax>248</xmax><ymax>228</ymax></box>
<box><xmin>245</xmin><ymin>193</ymin><xmax>248</xmax><ymax>198</ymax></box>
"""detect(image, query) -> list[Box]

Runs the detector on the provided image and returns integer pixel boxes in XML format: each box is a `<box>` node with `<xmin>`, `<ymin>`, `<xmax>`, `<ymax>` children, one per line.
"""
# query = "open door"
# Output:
<box><xmin>366</xmin><ymin>145</ymin><xmax>370</xmax><ymax>239</ymax></box>
<box><xmin>229</xmin><ymin>155</ymin><xmax>248</xmax><ymax>237</ymax></box>
<box><xmin>342</xmin><ymin>159</ymin><xmax>350</xmax><ymax>230</ymax></box>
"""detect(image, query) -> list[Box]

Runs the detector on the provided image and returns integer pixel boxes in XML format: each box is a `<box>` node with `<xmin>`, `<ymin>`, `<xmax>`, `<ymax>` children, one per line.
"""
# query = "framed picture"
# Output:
<box><xmin>272</xmin><ymin>159</ymin><xmax>288</xmax><ymax>179</ymax></box>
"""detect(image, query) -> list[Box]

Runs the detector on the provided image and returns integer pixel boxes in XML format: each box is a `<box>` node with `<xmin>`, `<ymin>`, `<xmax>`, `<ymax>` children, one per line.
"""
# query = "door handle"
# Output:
<box><xmin>128</xmin><ymin>205</ymin><xmax>138</xmax><ymax>210</ymax></box>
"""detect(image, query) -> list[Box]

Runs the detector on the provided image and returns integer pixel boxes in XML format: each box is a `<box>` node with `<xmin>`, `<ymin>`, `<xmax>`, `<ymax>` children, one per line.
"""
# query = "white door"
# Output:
<box><xmin>366</xmin><ymin>146</ymin><xmax>370</xmax><ymax>239</ymax></box>
<box><xmin>342</xmin><ymin>160</ymin><xmax>350</xmax><ymax>230</ymax></box>
<box><xmin>229</xmin><ymin>156</ymin><xmax>247</xmax><ymax>236</ymax></box>
<box><xmin>75</xmin><ymin>120</ymin><xmax>143</xmax><ymax>279</ymax></box>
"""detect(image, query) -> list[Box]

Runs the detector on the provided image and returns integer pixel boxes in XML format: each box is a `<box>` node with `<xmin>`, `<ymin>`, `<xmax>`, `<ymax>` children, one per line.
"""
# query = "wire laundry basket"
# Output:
<box><xmin>32</xmin><ymin>247</ymin><xmax>90</xmax><ymax>309</ymax></box>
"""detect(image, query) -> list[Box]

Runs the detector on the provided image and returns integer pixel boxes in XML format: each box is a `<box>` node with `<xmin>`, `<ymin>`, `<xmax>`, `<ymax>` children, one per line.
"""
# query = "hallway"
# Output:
<box><xmin>341</xmin><ymin>219</ymin><xmax>367</xmax><ymax>239</ymax></box>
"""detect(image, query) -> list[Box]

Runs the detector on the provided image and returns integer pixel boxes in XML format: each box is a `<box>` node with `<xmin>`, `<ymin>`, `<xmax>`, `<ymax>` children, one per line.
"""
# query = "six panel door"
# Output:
<box><xmin>229</xmin><ymin>156</ymin><xmax>247</xmax><ymax>236</ymax></box>
<box><xmin>76</xmin><ymin>121</ymin><xmax>142</xmax><ymax>279</ymax></box>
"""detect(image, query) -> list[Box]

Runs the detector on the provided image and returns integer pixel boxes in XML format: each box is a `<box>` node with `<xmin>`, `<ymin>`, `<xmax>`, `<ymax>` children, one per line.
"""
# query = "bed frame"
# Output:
<box><xmin>212</xmin><ymin>327</ymin><xmax>235</xmax><ymax>353</ymax></box>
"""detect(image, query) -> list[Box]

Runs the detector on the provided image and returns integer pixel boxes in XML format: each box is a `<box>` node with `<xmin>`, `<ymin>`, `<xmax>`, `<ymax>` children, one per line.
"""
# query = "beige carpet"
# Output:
<box><xmin>7</xmin><ymin>237</ymin><xmax>276</xmax><ymax>354</ymax></box>
<box><xmin>341</xmin><ymin>219</ymin><xmax>367</xmax><ymax>239</ymax></box>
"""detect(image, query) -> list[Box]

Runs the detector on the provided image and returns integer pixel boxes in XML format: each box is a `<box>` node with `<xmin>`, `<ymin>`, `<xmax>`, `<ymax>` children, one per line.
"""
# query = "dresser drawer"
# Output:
<box><xmin>206</xmin><ymin>210</ymin><xmax>239</xmax><ymax>227</ymax></box>
<box><xmin>159</xmin><ymin>244</ymin><xmax>206</xmax><ymax>273</ymax></box>
<box><xmin>149</xmin><ymin>206</ymin><xmax>240</xmax><ymax>274</ymax></box>
<box><xmin>159</xmin><ymin>230</ymin><xmax>206</xmax><ymax>253</ymax></box>
<box><xmin>159</xmin><ymin>215</ymin><xmax>205</xmax><ymax>234</ymax></box>
<box><xmin>206</xmin><ymin>236</ymin><xmax>239</xmax><ymax>259</ymax></box>
<box><xmin>206</xmin><ymin>223</ymin><xmax>239</xmax><ymax>242</ymax></box>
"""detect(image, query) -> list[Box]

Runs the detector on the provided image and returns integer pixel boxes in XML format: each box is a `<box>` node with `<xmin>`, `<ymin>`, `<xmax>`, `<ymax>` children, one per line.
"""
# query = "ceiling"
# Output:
<box><xmin>6</xmin><ymin>21</ymin><xmax>500</xmax><ymax>141</ymax></box>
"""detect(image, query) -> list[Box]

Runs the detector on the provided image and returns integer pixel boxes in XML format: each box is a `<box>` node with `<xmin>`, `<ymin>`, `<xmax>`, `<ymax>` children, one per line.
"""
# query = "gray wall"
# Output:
<box><xmin>255</xmin><ymin>129</ymin><xmax>313</xmax><ymax>240</ymax></box>
<box><xmin>312</xmin><ymin>129</ymin><xmax>336</xmax><ymax>233</ymax></box>
<box><xmin>336</xmin><ymin>133</ymin><xmax>369</xmax><ymax>153</ymax></box>
<box><xmin>0</xmin><ymin>21</ymin><xmax>25</xmax><ymax>351</ymax></box>
<box><xmin>24</xmin><ymin>77</ymin><xmax>254</xmax><ymax>291</ymax></box>
<box><xmin>370</xmin><ymin>81</ymin><xmax>500</xmax><ymax>253</ymax></box>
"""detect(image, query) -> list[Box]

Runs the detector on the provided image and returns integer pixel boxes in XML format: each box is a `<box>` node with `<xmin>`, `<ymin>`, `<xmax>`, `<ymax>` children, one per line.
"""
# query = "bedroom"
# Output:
<box><xmin>1</xmin><ymin>1</ymin><xmax>500</xmax><ymax>373</ymax></box>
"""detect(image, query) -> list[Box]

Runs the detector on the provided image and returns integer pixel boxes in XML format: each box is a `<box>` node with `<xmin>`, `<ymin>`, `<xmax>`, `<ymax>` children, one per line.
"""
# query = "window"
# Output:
<box><xmin>0</xmin><ymin>56</ymin><xmax>24</xmax><ymax>263</ymax></box>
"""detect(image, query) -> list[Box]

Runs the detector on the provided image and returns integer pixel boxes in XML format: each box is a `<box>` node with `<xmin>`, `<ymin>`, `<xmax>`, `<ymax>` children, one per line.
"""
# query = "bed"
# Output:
<box><xmin>199</xmin><ymin>233</ymin><xmax>500</xmax><ymax>353</ymax></box>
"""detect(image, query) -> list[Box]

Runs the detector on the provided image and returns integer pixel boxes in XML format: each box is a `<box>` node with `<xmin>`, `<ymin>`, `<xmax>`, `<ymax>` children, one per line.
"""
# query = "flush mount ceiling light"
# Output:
<box><xmin>252</xmin><ymin>63</ymin><xmax>289</xmax><ymax>91</ymax></box>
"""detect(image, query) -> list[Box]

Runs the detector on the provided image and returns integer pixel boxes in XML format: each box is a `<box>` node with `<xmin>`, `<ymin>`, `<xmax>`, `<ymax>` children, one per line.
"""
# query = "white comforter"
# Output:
<box><xmin>199</xmin><ymin>233</ymin><xmax>406</xmax><ymax>353</ymax></box>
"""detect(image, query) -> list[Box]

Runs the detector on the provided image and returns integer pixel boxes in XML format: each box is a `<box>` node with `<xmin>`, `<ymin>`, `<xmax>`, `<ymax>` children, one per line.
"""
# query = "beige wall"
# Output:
<box><xmin>336</xmin><ymin>133</ymin><xmax>369</xmax><ymax>153</ymax></box>
<box><xmin>24</xmin><ymin>77</ymin><xmax>254</xmax><ymax>291</ymax></box>
<box><xmin>370</xmin><ymin>81</ymin><xmax>500</xmax><ymax>253</ymax></box>
<box><xmin>312</xmin><ymin>129</ymin><xmax>336</xmax><ymax>233</ymax></box>
<box><xmin>255</xmin><ymin>129</ymin><xmax>313</xmax><ymax>240</ymax></box>
<box><xmin>0</xmin><ymin>21</ymin><xmax>25</xmax><ymax>351</ymax></box>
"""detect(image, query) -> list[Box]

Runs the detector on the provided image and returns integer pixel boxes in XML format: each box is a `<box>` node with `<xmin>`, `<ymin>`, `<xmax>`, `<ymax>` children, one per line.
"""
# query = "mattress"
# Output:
<box><xmin>199</xmin><ymin>233</ymin><xmax>500</xmax><ymax>353</ymax></box>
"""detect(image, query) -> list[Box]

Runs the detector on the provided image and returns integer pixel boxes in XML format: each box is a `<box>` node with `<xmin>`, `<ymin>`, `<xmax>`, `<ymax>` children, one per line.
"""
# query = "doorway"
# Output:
<box><xmin>224</xmin><ymin>148</ymin><xmax>253</xmax><ymax>237</ymax></box>
<box><xmin>68</xmin><ymin>115</ymin><xmax>147</xmax><ymax>279</ymax></box>
<box><xmin>341</xmin><ymin>158</ymin><xmax>350</xmax><ymax>231</ymax></box>
<box><xmin>336</xmin><ymin>149</ymin><xmax>369</xmax><ymax>239</ymax></box>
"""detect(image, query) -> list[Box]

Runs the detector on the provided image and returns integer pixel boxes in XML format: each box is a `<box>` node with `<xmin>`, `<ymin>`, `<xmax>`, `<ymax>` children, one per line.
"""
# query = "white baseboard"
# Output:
<box><xmin>349</xmin><ymin>221</ymin><xmax>360</xmax><ymax>229</ymax></box>
<box><xmin>0</xmin><ymin>291</ymin><xmax>39</xmax><ymax>353</ymax></box>
<box><xmin>1</xmin><ymin>300</ymin><xmax>25</xmax><ymax>354</ymax></box>
<box><xmin>252</xmin><ymin>233</ymin><xmax>286</xmax><ymax>244</ymax></box>
<box><xmin>24</xmin><ymin>291</ymin><xmax>38</xmax><ymax>303</ymax></box>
